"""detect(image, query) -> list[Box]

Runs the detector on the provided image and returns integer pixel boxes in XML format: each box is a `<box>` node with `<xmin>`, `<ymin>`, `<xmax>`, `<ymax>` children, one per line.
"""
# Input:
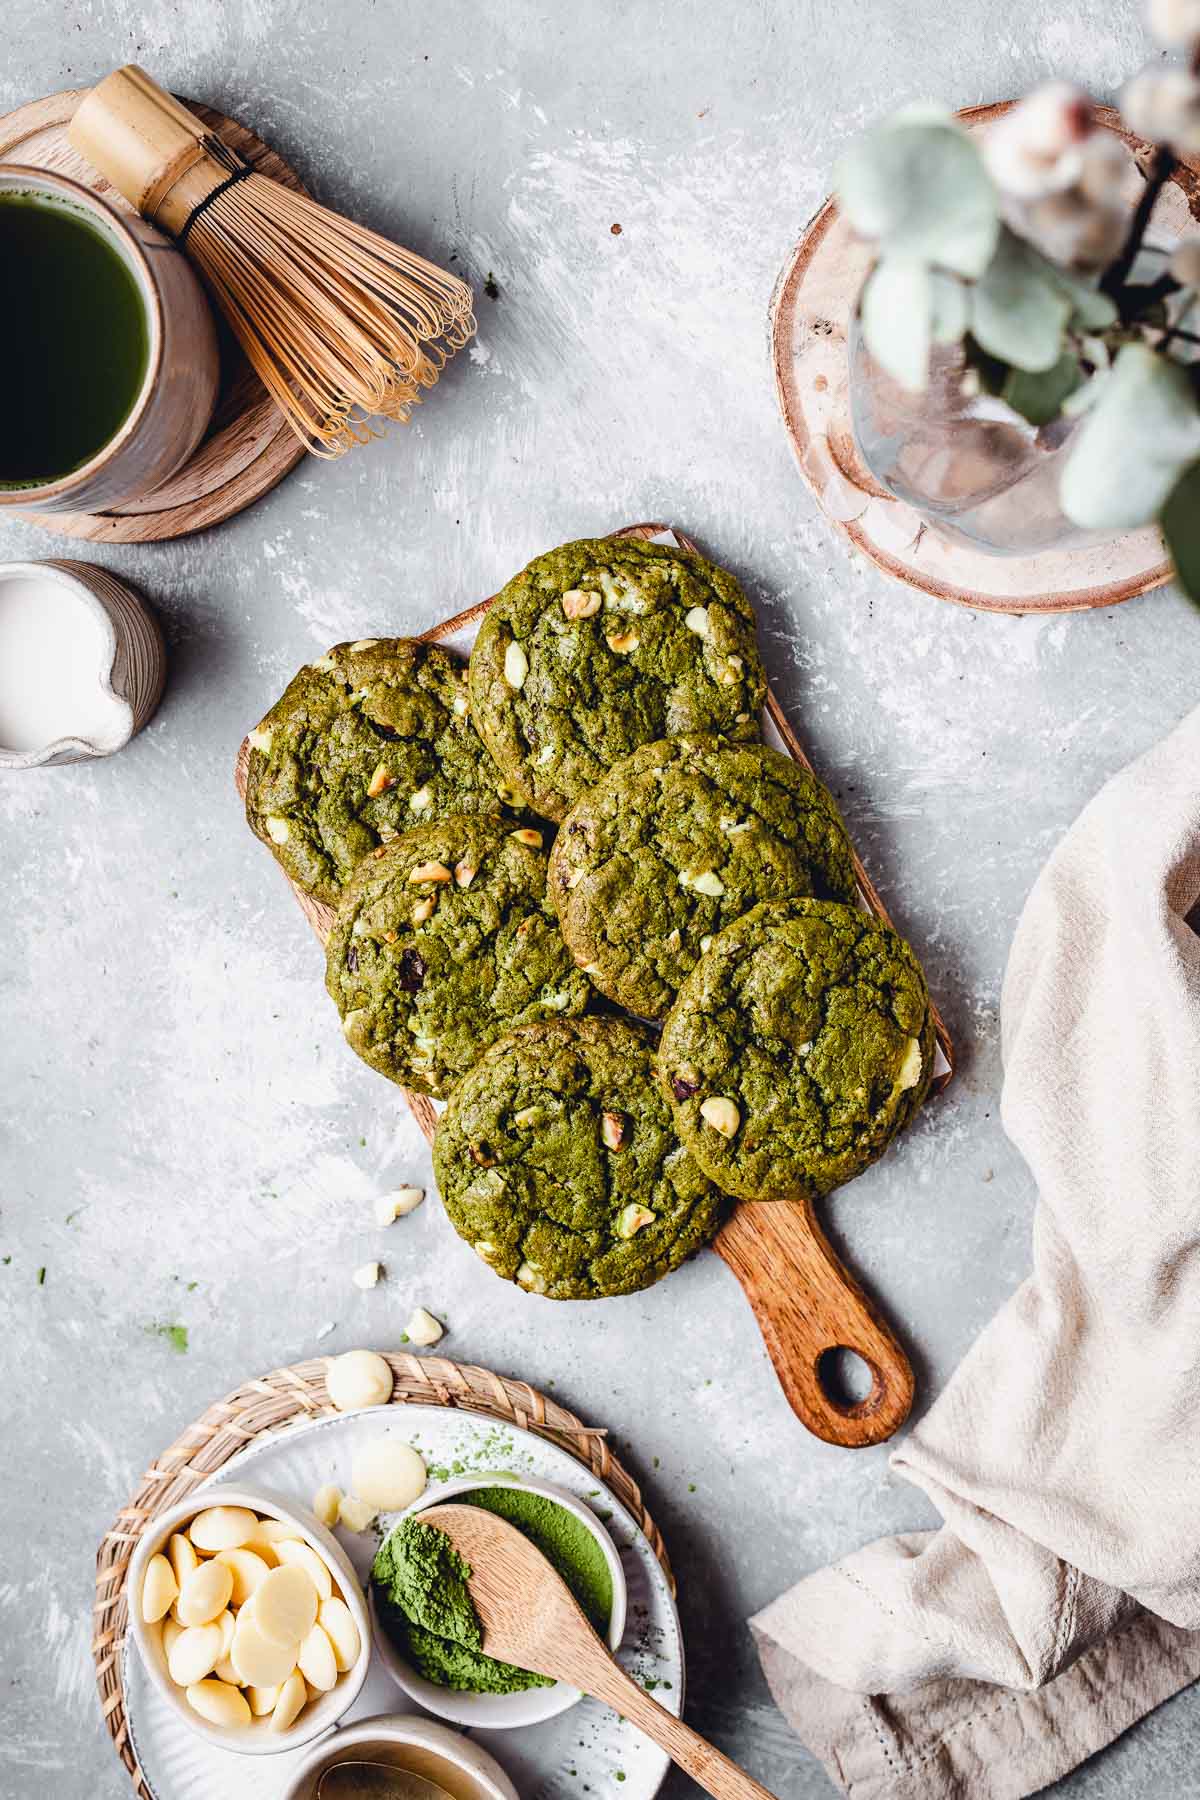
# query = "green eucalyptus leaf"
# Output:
<box><xmin>1045</xmin><ymin>264</ymin><xmax>1119</xmax><ymax>333</ymax></box>
<box><xmin>929</xmin><ymin>272</ymin><xmax>970</xmax><ymax>344</ymax></box>
<box><xmin>1060</xmin><ymin>343</ymin><xmax>1200</xmax><ymax>529</ymax></box>
<box><xmin>1161</xmin><ymin>460</ymin><xmax>1200</xmax><ymax>607</ymax></box>
<box><xmin>835</xmin><ymin>120</ymin><xmax>999</xmax><ymax>277</ymax></box>
<box><xmin>861</xmin><ymin>257</ymin><xmax>932</xmax><ymax>390</ymax></box>
<box><xmin>971</xmin><ymin>230</ymin><xmax>1073</xmax><ymax>372</ymax></box>
<box><xmin>1002</xmin><ymin>352</ymin><xmax>1082</xmax><ymax>427</ymax></box>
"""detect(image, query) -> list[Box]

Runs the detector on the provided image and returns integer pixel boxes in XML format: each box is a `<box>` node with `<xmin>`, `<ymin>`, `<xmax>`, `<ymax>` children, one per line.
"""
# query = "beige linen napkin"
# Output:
<box><xmin>751</xmin><ymin>702</ymin><xmax>1200</xmax><ymax>1799</ymax></box>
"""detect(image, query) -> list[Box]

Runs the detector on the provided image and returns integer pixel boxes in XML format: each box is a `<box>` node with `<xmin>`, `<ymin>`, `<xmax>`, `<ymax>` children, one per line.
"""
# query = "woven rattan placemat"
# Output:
<box><xmin>94</xmin><ymin>1352</ymin><xmax>672</xmax><ymax>1796</ymax></box>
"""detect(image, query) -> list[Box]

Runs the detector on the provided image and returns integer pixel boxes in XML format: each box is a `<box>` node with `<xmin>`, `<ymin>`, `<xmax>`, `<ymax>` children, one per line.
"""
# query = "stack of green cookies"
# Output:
<box><xmin>245</xmin><ymin>537</ymin><xmax>935</xmax><ymax>1302</ymax></box>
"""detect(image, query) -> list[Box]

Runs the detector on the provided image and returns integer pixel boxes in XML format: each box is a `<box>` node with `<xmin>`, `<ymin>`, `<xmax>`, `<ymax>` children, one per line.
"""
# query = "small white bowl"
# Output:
<box><xmin>370</xmin><ymin>1473</ymin><xmax>627</xmax><ymax>1731</ymax></box>
<box><xmin>0</xmin><ymin>559</ymin><xmax>165</xmax><ymax>769</ymax></box>
<box><xmin>127</xmin><ymin>1485</ymin><xmax>370</xmax><ymax>1756</ymax></box>
<box><xmin>278</xmin><ymin>1712</ymin><xmax>521</xmax><ymax>1800</ymax></box>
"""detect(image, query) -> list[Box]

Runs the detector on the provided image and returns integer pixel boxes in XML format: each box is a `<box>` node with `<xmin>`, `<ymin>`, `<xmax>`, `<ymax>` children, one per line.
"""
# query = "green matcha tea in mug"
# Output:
<box><xmin>0</xmin><ymin>189</ymin><xmax>150</xmax><ymax>488</ymax></box>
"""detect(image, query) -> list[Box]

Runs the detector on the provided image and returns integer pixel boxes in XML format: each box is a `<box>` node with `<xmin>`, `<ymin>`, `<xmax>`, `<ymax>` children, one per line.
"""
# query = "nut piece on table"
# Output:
<box><xmin>373</xmin><ymin>1186</ymin><xmax>425</xmax><ymax>1227</ymax></box>
<box><xmin>405</xmin><ymin>1306</ymin><xmax>444</xmax><ymax>1347</ymax></box>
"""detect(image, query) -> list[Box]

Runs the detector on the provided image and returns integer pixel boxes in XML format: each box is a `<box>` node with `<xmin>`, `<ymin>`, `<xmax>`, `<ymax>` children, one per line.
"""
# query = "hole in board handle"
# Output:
<box><xmin>817</xmin><ymin>1346</ymin><xmax>880</xmax><ymax>1415</ymax></box>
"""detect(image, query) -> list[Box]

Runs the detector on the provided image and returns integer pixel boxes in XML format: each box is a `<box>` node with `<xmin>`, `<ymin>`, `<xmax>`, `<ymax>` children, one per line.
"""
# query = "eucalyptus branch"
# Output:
<box><xmin>1101</xmin><ymin>144</ymin><xmax>1177</xmax><ymax>311</ymax></box>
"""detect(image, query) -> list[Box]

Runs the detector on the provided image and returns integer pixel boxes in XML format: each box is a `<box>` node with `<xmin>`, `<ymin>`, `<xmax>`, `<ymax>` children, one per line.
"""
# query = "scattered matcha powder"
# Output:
<box><xmin>145</xmin><ymin>1322</ymin><xmax>189</xmax><ymax>1354</ymax></box>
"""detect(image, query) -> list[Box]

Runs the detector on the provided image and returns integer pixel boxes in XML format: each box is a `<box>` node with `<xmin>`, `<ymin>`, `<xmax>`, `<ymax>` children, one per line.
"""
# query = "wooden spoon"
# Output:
<box><xmin>417</xmin><ymin>1505</ymin><xmax>781</xmax><ymax>1800</ymax></box>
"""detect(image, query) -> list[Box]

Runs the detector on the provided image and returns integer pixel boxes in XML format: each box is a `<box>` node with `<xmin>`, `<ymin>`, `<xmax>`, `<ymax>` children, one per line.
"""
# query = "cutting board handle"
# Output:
<box><xmin>714</xmin><ymin>1198</ymin><xmax>914</xmax><ymax>1447</ymax></box>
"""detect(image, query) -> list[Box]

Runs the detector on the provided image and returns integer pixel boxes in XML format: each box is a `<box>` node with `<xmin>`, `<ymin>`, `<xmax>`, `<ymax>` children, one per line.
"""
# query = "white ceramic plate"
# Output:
<box><xmin>123</xmin><ymin>1402</ymin><xmax>685</xmax><ymax>1800</ymax></box>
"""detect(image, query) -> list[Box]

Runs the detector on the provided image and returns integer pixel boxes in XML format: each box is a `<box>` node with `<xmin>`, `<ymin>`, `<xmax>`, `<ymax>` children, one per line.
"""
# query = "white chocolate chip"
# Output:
<box><xmin>265</xmin><ymin>816</ymin><xmax>290</xmax><ymax>845</ymax></box>
<box><xmin>319</xmin><ymin>1596</ymin><xmax>361</xmax><ymax>1673</ymax></box>
<box><xmin>454</xmin><ymin>858</ymin><xmax>477</xmax><ymax>888</ymax></box>
<box><xmin>350</xmin><ymin>638</ymin><xmax>379</xmax><ymax>651</ymax></box>
<box><xmin>352</xmin><ymin>1437</ymin><xmax>428</xmax><ymax>1509</ymax></box>
<box><xmin>536</xmin><ymin>744</ymin><xmax>555</xmax><ymax>764</ymax></box>
<box><xmin>410</xmin><ymin>894</ymin><xmax>437</xmax><ymax>925</ymax></box>
<box><xmin>504</xmin><ymin>641</ymin><xmax>529</xmax><ymax>688</ymax></box>
<box><xmin>699</xmin><ymin>935</ymin><xmax>713</xmax><ymax>953</ymax></box>
<box><xmin>408</xmin><ymin>785</ymin><xmax>432</xmax><ymax>812</ymax></box>
<box><xmin>309</xmin><ymin>654</ymin><xmax>336</xmax><ymax>673</ymax></box>
<box><xmin>561</xmin><ymin>588</ymin><xmax>601</xmax><ymax>620</ymax></box>
<box><xmin>684</xmin><ymin>606</ymin><xmax>710</xmax><ymax>637</ymax></box>
<box><xmin>269</xmin><ymin>1671</ymin><xmax>308</xmax><ymax>1733</ymax></box>
<box><xmin>699</xmin><ymin>1095</ymin><xmax>741</xmax><ymax>1137</ymax></box>
<box><xmin>605</xmin><ymin>630</ymin><xmax>640</xmax><ymax>654</ymax></box>
<box><xmin>373</xmin><ymin>1186</ymin><xmax>425</xmax><ymax>1226</ymax></box>
<box><xmin>896</xmin><ymin>1037</ymin><xmax>924</xmax><ymax>1091</ymax></box>
<box><xmin>188</xmin><ymin>1506</ymin><xmax>260</xmax><ymax>1553</ymax></box>
<box><xmin>310</xmin><ymin>1483</ymin><xmax>343</xmax><ymax>1528</ymax></box>
<box><xmin>336</xmin><ymin>1493</ymin><xmax>378</xmax><ymax>1533</ymax></box>
<box><xmin>689</xmin><ymin>869</ymin><xmax>725</xmax><ymax>897</ymax></box>
<box><xmin>511</xmin><ymin>827</ymin><xmax>543</xmax><ymax>848</ymax></box>
<box><xmin>248</xmin><ymin>725</ymin><xmax>273</xmax><ymax>753</ymax></box>
<box><xmin>141</xmin><ymin>1555</ymin><xmax>178</xmax><ymax>1624</ymax></box>
<box><xmin>186</xmin><ymin>1678</ymin><xmax>251</xmax><ymax>1730</ymax></box>
<box><xmin>352</xmin><ymin>1261</ymin><xmax>382</xmax><ymax>1290</ymax></box>
<box><xmin>452</xmin><ymin>692</ymin><xmax>469</xmax><ymax>715</ymax></box>
<box><xmin>517</xmin><ymin>1261</ymin><xmax>548</xmax><ymax>1294</ymax></box>
<box><xmin>405</xmin><ymin>1306</ymin><xmax>444</xmax><ymax>1347</ymax></box>
<box><xmin>325</xmin><ymin>1349</ymin><xmax>393</xmax><ymax>1410</ymax></box>
<box><xmin>408</xmin><ymin>861</ymin><xmax>452</xmax><ymax>884</ymax></box>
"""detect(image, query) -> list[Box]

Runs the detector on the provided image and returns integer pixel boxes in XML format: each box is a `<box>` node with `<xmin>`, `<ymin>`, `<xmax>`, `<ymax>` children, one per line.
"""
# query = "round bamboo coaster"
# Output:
<box><xmin>0</xmin><ymin>88</ymin><xmax>308</xmax><ymax>543</ymax></box>
<box><xmin>93</xmin><ymin>1352</ymin><xmax>672</xmax><ymax>1797</ymax></box>
<box><xmin>769</xmin><ymin>102</ymin><xmax>1196</xmax><ymax>616</ymax></box>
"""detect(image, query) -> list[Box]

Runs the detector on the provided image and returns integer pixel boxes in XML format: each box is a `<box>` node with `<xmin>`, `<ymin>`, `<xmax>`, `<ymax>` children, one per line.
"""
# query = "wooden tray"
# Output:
<box><xmin>235</xmin><ymin>524</ymin><xmax>955</xmax><ymax>1447</ymax></box>
<box><xmin>770</xmin><ymin>102</ymin><xmax>1197</xmax><ymax>615</ymax></box>
<box><xmin>0</xmin><ymin>88</ymin><xmax>307</xmax><ymax>542</ymax></box>
<box><xmin>93</xmin><ymin>1352</ymin><xmax>675</xmax><ymax>1799</ymax></box>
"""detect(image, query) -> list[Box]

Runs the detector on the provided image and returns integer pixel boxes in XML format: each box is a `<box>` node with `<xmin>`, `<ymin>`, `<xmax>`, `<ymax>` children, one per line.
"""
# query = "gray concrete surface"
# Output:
<box><xmin>2</xmin><ymin>2</ymin><xmax>1197</xmax><ymax>1795</ymax></box>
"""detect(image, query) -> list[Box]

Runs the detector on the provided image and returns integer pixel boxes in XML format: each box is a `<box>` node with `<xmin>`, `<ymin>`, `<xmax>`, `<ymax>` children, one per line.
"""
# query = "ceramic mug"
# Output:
<box><xmin>0</xmin><ymin>165</ymin><xmax>219</xmax><ymax>513</ymax></box>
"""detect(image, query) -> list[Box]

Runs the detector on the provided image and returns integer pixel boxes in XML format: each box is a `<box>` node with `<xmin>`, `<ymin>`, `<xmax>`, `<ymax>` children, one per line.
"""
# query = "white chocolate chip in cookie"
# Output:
<box><xmin>896</xmin><ymin>1037</ymin><xmax>924</xmax><ymax>1091</ymax></box>
<box><xmin>504</xmin><ymin>641</ymin><xmax>529</xmax><ymax>688</ymax></box>
<box><xmin>699</xmin><ymin>1095</ymin><xmax>741</xmax><ymax>1137</ymax></box>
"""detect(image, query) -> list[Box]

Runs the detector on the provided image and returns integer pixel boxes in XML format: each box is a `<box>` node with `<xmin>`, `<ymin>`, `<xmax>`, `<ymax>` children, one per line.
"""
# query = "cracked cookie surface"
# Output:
<box><xmin>468</xmin><ymin>538</ymin><xmax>766</xmax><ymax>822</ymax></box>
<box><xmin>245</xmin><ymin>638</ymin><xmax>508</xmax><ymax>905</ymax></box>
<box><xmin>433</xmin><ymin>1016</ymin><xmax>726</xmax><ymax>1299</ymax></box>
<box><xmin>659</xmin><ymin>899</ymin><xmax>934</xmax><ymax>1201</ymax></box>
<box><xmin>549</xmin><ymin>734</ymin><xmax>858</xmax><ymax>1019</ymax></box>
<box><xmin>326</xmin><ymin>815</ymin><xmax>590</xmax><ymax>1098</ymax></box>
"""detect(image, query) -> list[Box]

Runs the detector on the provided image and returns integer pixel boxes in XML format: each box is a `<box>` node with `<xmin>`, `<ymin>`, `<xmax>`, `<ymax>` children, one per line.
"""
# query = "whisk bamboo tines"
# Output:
<box><xmin>68</xmin><ymin>66</ymin><xmax>475</xmax><ymax>456</ymax></box>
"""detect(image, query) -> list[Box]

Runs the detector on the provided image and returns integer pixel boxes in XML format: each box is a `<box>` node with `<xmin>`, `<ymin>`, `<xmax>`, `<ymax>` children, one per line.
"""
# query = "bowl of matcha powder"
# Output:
<box><xmin>368</xmin><ymin>1474</ymin><xmax>627</xmax><ymax>1727</ymax></box>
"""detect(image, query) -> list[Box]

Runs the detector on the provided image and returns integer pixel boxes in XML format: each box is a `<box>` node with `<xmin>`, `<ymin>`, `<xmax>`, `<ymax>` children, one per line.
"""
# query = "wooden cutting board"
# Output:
<box><xmin>235</xmin><ymin>523</ymin><xmax>953</xmax><ymax>1446</ymax></box>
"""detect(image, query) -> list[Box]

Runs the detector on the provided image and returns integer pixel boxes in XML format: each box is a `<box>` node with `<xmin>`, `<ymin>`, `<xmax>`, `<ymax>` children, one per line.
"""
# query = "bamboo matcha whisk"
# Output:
<box><xmin>69</xmin><ymin>65</ymin><xmax>475</xmax><ymax>456</ymax></box>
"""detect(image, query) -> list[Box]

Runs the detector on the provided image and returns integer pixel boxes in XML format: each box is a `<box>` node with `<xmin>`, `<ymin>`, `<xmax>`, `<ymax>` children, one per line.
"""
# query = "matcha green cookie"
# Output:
<box><xmin>433</xmin><ymin>1016</ymin><xmax>726</xmax><ymax>1298</ymax></box>
<box><xmin>246</xmin><ymin>638</ymin><xmax>509</xmax><ymax>905</ymax></box>
<box><xmin>549</xmin><ymin>734</ymin><xmax>858</xmax><ymax>1019</ymax></box>
<box><xmin>658</xmin><ymin>899</ymin><xmax>934</xmax><ymax>1201</ymax></box>
<box><xmin>326</xmin><ymin>815</ymin><xmax>590</xmax><ymax>1098</ymax></box>
<box><xmin>469</xmin><ymin>538</ymin><xmax>767</xmax><ymax>821</ymax></box>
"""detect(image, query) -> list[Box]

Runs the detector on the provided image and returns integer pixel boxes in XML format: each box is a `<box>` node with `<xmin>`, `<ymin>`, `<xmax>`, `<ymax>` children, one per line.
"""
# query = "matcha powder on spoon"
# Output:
<box><xmin>371</xmin><ymin>1488</ymin><xmax>614</xmax><ymax>1693</ymax></box>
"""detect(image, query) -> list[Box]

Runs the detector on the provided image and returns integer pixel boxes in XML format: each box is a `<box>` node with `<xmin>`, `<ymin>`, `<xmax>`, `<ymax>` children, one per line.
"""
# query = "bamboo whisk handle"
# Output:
<box><xmin>69</xmin><ymin>65</ymin><xmax>228</xmax><ymax>234</ymax></box>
